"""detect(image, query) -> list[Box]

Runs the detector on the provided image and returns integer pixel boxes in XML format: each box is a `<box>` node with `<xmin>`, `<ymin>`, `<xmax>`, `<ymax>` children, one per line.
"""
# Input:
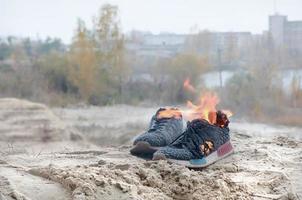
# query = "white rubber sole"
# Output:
<box><xmin>153</xmin><ymin>141</ymin><xmax>234</xmax><ymax>168</ymax></box>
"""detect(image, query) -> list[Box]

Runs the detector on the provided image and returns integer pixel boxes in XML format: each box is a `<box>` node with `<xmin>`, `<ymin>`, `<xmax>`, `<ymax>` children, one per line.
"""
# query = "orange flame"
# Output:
<box><xmin>221</xmin><ymin>110</ymin><xmax>233</xmax><ymax>118</ymax></box>
<box><xmin>184</xmin><ymin>93</ymin><xmax>220</xmax><ymax>123</ymax></box>
<box><xmin>183</xmin><ymin>78</ymin><xmax>196</xmax><ymax>93</ymax></box>
<box><xmin>157</xmin><ymin>108</ymin><xmax>182</xmax><ymax>119</ymax></box>
<box><xmin>158</xmin><ymin>80</ymin><xmax>233</xmax><ymax>126</ymax></box>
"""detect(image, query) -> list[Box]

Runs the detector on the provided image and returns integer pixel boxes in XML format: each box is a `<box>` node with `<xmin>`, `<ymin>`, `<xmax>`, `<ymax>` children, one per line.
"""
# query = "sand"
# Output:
<box><xmin>0</xmin><ymin>98</ymin><xmax>301</xmax><ymax>200</ymax></box>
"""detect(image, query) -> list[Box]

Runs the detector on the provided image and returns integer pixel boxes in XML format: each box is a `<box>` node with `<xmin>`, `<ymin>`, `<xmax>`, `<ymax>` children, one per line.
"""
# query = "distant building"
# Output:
<box><xmin>126</xmin><ymin>31</ymin><xmax>252</xmax><ymax>59</ymax></box>
<box><xmin>211</xmin><ymin>32</ymin><xmax>252</xmax><ymax>51</ymax></box>
<box><xmin>143</xmin><ymin>33</ymin><xmax>186</xmax><ymax>46</ymax></box>
<box><xmin>269</xmin><ymin>14</ymin><xmax>302</xmax><ymax>54</ymax></box>
<box><xmin>126</xmin><ymin>32</ymin><xmax>186</xmax><ymax>58</ymax></box>
<box><xmin>127</xmin><ymin>14</ymin><xmax>302</xmax><ymax>59</ymax></box>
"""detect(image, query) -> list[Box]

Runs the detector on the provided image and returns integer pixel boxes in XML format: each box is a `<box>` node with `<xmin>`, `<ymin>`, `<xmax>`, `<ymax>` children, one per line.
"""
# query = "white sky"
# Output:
<box><xmin>0</xmin><ymin>0</ymin><xmax>301</xmax><ymax>43</ymax></box>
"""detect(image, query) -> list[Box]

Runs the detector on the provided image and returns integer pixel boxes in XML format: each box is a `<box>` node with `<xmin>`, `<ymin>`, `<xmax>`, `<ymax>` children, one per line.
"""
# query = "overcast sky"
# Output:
<box><xmin>1</xmin><ymin>0</ymin><xmax>301</xmax><ymax>43</ymax></box>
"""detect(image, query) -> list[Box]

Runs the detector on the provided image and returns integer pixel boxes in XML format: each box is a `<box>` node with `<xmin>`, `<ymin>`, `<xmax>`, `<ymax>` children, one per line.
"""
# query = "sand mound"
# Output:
<box><xmin>26</xmin><ymin>133</ymin><xmax>300</xmax><ymax>200</ymax></box>
<box><xmin>0</xmin><ymin>98</ymin><xmax>82</xmax><ymax>142</ymax></box>
<box><xmin>52</xmin><ymin>105</ymin><xmax>156</xmax><ymax>145</ymax></box>
<box><xmin>0</xmin><ymin>100</ymin><xmax>301</xmax><ymax>200</ymax></box>
<box><xmin>29</xmin><ymin>160</ymin><xmax>251</xmax><ymax>200</ymax></box>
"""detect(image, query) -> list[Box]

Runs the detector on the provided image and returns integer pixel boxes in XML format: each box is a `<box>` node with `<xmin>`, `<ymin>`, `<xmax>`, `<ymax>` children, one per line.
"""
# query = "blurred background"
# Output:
<box><xmin>0</xmin><ymin>0</ymin><xmax>302</xmax><ymax>126</ymax></box>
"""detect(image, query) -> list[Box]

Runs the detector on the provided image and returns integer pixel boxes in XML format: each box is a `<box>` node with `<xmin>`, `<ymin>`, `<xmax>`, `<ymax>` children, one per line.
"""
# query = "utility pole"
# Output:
<box><xmin>217</xmin><ymin>48</ymin><xmax>223</xmax><ymax>89</ymax></box>
<box><xmin>274</xmin><ymin>0</ymin><xmax>278</xmax><ymax>14</ymax></box>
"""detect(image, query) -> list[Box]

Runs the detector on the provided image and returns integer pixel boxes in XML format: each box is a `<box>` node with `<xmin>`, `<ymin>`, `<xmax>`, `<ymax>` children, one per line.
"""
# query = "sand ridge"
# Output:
<box><xmin>0</xmin><ymin>99</ymin><xmax>301</xmax><ymax>200</ymax></box>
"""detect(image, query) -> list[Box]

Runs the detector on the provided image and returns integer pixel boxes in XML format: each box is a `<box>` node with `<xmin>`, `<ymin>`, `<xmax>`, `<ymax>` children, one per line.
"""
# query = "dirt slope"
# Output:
<box><xmin>0</xmin><ymin>99</ymin><xmax>301</xmax><ymax>200</ymax></box>
<box><xmin>0</xmin><ymin>98</ymin><xmax>82</xmax><ymax>142</ymax></box>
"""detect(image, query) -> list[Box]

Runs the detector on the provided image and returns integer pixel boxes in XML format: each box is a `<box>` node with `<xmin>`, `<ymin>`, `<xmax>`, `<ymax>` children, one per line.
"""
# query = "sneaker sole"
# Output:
<box><xmin>130</xmin><ymin>141</ymin><xmax>160</xmax><ymax>156</ymax></box>
<box><xmin>153</xmin><ymin>141</ymin><xmax>234</xmax><ymax>168</ymax></box>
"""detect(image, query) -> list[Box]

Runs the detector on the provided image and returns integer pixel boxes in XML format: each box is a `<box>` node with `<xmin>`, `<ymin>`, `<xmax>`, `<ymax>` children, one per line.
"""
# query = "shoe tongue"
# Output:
<box><xmin>156</xmin><ymin>108</ymin><xmax>182</xmax><ymax>120</ymax></box>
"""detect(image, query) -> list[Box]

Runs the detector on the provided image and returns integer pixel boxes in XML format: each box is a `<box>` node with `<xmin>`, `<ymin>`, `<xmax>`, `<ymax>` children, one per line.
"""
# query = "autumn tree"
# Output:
<box><xmin>225</xmin><ymin>34</ymin><xmax>285</xmax><ymax>118</ymax></box>
<box><xmin>37</xmin><ymin>51</ymin><xmax>69</xmax><ymax>93</ymax></box>
<box><xmin>68</xmin><ymin>19</ymin><xmax>97</xmax><ymax>101</ymax></box>
<box><xmin>0</xmin><ymin>38</ymin><xmax>13</xmax><ymax>60</ymax></box>
<box><xmin>248</xmin><ymin>34</ymin><xmax>280</xmax><ymax>92</ymax></box>
<box><xmin>93</xmin><ymin>4</ymin><xmax>129</xmax><ymax>102</ymax></box>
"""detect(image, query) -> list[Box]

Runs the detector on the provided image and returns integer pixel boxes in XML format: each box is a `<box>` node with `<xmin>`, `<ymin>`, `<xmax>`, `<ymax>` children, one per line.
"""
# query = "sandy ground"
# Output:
<box><xmin>0</xmin><ymin>98</ymin><xmax>301</xmax><ymax>200</ymax></box>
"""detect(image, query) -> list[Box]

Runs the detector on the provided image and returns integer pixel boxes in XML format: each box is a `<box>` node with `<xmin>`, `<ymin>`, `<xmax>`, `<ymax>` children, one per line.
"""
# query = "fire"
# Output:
<box><xmin>157</xmin><ymin>108</ymin><xmax>182</xmax><ymax>119</ymax></box>
<box><xmin>221</xmin><ymin>110</ymin><xmax>233</xmax><ymax>118</ymax></box>
<box><xmin>182</xmin><ymin>77</ymin><xmax>233</xmax><ymax>125</ymax></box>
<box><xmin>157</xmin><ymin>80</ymin><xmax>233</xmax><ymax>127</ymax></box>
<box><xmin>184</xmin><ymin>93</ymin><xmax>220</xmax><ymax>123</ymax></box>
<box><xmin>183</xmin><ymin>78</ymin><xmax>196</xmax><ymax>93</ymax></box>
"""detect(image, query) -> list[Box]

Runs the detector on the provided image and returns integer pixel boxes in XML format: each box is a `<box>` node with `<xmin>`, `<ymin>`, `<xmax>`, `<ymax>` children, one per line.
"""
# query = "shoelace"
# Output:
<box><xmin>148</xmin><ymin>118</ymin><xmax>168</xmax><ymax>132</ymax></box>
<box><xmin>171</xmin><ymin>119</ymin><xmax>221</xmax><ymax>157</ymax></box>
<box><xmin>179</xmin><ymin>122</ymin><xmax>202</xmax><ymax>157</ymax></box>
<box><xmin>170</xmin><ymin>120</ymin><xmax>195</xmax><ymax>143</ymax></box>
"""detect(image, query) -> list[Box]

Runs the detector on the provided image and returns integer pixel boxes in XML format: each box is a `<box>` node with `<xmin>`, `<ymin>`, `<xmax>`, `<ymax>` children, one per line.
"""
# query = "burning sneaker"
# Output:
<box><xmin>130</xmin><ymin>108</ymin><xmax>184</xmax><ymax>157</ymax></box>
<box><xmin>152</xmin><ymin>111</ymin><xmax>234</xmax><ymax>168</ymax></box>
